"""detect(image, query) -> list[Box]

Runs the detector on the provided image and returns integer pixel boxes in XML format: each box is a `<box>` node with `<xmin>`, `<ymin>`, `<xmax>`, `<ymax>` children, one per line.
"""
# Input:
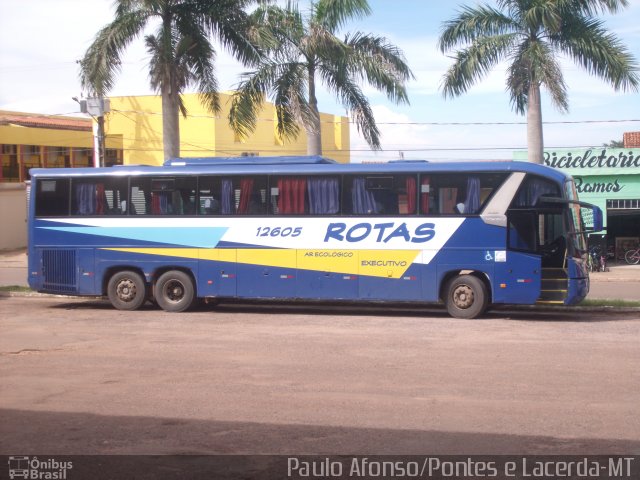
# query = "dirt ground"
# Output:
<box><xmin>1</xmin><ymin>296</ymin><xmax>639</xmax><ymax>458</ymax></box>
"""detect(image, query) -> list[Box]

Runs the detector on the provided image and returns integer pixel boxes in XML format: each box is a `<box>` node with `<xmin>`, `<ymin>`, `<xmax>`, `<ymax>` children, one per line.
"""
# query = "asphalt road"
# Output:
<box><xmin>1</xmin><ymin>296</ymin><xmax>639</xmax><ymax>459</ymax></box>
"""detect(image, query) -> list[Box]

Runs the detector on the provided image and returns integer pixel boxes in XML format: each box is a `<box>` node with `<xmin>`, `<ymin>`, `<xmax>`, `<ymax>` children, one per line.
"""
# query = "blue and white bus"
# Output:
<box><xmin>27</xmin><ymin>156</ymin><xmax>602</xmax><ymax>318</ymax></box>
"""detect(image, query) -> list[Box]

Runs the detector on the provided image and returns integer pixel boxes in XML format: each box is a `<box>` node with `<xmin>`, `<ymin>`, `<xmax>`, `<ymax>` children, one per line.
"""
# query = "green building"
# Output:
<box><xmin>514</xmin><ymin>147</ymin><xmax>640</xmax><ymax>260</ymax></box>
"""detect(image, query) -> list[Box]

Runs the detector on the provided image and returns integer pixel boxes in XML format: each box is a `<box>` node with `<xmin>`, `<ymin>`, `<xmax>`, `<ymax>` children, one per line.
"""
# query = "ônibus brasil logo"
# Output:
<box><xmin>7</xmin><ymin>456</ymin><xmax>72</xmax><ymax>479</ymax></box>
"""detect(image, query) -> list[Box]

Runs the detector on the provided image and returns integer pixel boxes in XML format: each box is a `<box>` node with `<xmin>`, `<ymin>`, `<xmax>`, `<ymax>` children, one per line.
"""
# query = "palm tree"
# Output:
<box><xmin>438</xmin><ymin>0</ymin><xmax>639</xmax><ymax>163</ymax></box>
<box><xmin>80</xmin><ymin>0</ymin><xmax>261</xmax><ymax>160</ymax></box>
<box><xmin>229</xmin><ymin>0</ymin><xmax>414</xmax><ymax>156</ymax></box>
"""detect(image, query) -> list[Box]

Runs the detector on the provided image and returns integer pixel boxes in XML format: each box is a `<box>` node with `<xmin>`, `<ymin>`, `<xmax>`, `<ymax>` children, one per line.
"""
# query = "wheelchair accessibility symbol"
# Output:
<box><xmin>485</xmin><ymin>251</ymin><xmax>493</xmax><ymax>261</ymax></box>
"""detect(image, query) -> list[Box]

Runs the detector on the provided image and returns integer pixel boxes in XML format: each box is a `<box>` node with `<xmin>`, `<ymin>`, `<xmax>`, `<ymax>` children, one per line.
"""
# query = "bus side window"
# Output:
<box><xmin>130</xmin><ymin>177</ymin><xmax>196</xmax><ymax>215</ymax></box>
<box><xmin>343</xmin><ymin>175</ymin><xmax>416</xmax><ymax>215</ymax></box>
<box><xmin>271</xmin><ymin>177</ymin><xmax>307</xmax><ymax>215</ymax></box>
<box><xmin>71</xmin><ymin>177</ymin><xmax>128</xmax><ymax>216</ymax></box>
<box><xmin>224</xmin><ymin>176</ymin><xmax>267</xmax><ymax>215</ymax></box>
<box><xmin>35</xmin><ymin>178</ymin><xmax>70</xmax><ymax>217</ymax></box>
<box><xmin>104</xmin><ymin>182</ymin><xmax>128</xmax><ymax>215</ymax></box>
<box><xmin>172</xmin><ymin>177</ymin><xmax>197</xmax><ymax>215</ymax></box>
<box><xmin>421</xmin><ymin>174</ymin><xmax>504</xmax><ymax>215</ymax></box>
<box><xmin>199</xmin><ymin>176</ymin><xmax>221</xmax><ymax>215</ymax></box>
<box><xmin>508</xmin><ymin>211</ymin><xmax>537</xmax><ymax>251</ymax></box>
<box><xmin>511</xmin><ymin>176</ymin><xmax>560</xmax><ymax>208</ymax></box>
<box><xmin>308</xmin><ymin>176</ymin><xmax>340</xmax><ymax>215</ymax></box>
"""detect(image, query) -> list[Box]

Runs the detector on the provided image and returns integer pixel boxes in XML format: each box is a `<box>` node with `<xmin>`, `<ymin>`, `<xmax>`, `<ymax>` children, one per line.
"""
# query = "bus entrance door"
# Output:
<box><xmin>502</xmin><ymin>211</ymin><xmax>543</xmax><ymax>304</ymax></box>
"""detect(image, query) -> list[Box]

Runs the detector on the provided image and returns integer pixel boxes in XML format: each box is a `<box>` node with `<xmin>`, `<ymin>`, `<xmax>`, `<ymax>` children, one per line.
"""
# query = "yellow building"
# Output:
<box><xmin>106</xmin><ymin>93</ymin><xmax>350</xmax><ymax>165</ymax></box>
<box><xmin>0</xmin><ymin>94</ymin><xmax>349</xmax><ymax>183</ymax></box>
<box><xmin>0</xmin><ymin>111</ymin><xmax>123</xmax><ymax>182</ymax></box>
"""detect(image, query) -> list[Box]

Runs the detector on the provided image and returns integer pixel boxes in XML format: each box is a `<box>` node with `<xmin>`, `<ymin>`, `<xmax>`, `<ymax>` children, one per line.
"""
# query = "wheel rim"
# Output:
<box><xmin>452</xmin><ymin>284</ymin><xmax>474</xmax><ymax>309</ymax></box>
<box><xmin>116</xmin><ymin>278</ymin><xmax>138</xmax><ymax>303</ymax></box>
<box><xmin>163</xmin><ymin>280</ymin><xmax>186</xmax><ymax>304</ymax></box>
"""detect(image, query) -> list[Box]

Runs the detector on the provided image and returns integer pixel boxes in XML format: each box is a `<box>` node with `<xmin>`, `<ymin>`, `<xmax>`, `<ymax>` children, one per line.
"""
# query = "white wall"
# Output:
<box><xmin>0</xmin><ymin>183</ymin><xmax>27</xmax><ymax>250</ymax></box>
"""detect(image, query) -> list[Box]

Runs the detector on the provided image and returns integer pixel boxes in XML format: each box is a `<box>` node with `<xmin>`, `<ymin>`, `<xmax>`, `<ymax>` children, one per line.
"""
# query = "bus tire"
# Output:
<box><xmin>155</xmin><ymin>270</ymin><xmax>195</xmax><ymax>313</ymax></box>
<box><xmin>107</xmin><ymin>270</ymin><xmax>147</xmax><ymax>311</ymax></box>
<box><xmin>444</xmin><ymin>275</ymin><xmax>488</xmax><ymax>319</ymax></box>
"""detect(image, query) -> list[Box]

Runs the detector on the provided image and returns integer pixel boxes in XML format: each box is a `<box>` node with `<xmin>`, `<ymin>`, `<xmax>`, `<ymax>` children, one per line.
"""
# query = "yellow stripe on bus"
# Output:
<box><xmin>102</xmin><ymin>248</ymin><xmax>421</xmax><ymax>279</ymax></box>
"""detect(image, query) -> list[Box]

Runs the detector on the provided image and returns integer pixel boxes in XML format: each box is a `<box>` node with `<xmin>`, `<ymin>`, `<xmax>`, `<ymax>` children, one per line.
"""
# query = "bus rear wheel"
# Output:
<box><xmin>107</xmin><ymin>270</ymin><xmax>147</xmax><ymax>311</ymax></box>
<box><xmin>155</xmin><ymin>270</ymin><xmax>195</xmax><ymax>312</ymax></box>
<box><xmin>444</xmin><ymin>275</ymin><xmax>488</xmax><ymax>319</ymax></box>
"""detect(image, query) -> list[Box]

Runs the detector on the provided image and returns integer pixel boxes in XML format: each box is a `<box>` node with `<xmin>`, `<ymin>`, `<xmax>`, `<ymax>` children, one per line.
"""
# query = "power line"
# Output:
<box><xmin>16</xmin><ymin>144</ymin><xmax>636</xmax><ymax>155</ymax></box>
<box><xmin>41</xmin><ymin>108</ymin><xmax>640</xmax><ymax>128</ymax></box>
<box><xmin>105</xmin><ymin>108</ymin><xmax>640</xmax><ymax>126</ymax></box>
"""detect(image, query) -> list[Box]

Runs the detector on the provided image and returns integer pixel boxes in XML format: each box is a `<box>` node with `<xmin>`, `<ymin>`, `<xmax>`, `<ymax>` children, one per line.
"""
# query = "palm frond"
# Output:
<box><xmin>229</xmin><ymin>69</ymin><xmax>272</xmax><ymax>141</ymax></box>
<box><xmin>319</xmin><ymin>64</ymin><xmax>380</xmax><ymax>149</ymax></box>
<box><xmin>231</xmin><ymin>0</ymin><xmax>410</xmax><ymax>151</ymax></box>
<box><xmin>182</xmin><ymin>37</ymin><xmax>221</xmax><ymax>115</ymax></box>
<box><xmin>507</xmin><ymin>39</ymin><xmax>569</xmax><ymax>114</ymax></box>
<box><xmin>229</xmin><ymin>62</ymin><xmax>307</xmax><ymax>141</ymax></box>
<box><xmin>552</xmin><ymin>14</ymin><xmax>640</xmax><ymax>91</ymax></box>
<box><xmin>343</xmin><ymin>32</ymin><xmax>413</xmax><ymax>104</ymax></box>
<box><xmin>250</xmin><ymin>1</ymin><xmax>305</xmax><ymax>53</ymax></box>
<box><xmin>439</xmin><ymin>4</ymin><xmax>518</xmax><ymax>53</ymax></box>
<box><xmin>555</xmin><ymin>0</ymin><xmax>629</xmax><ymax>16</ymax></box>
<box><xmin>80</xmin><ymin>8</ymin><xmax>150</xmax><ymax>94</ymax></box>
<box><xmin>271</xmin><ymin>63</ymin><xmax>311</xmax><ymax>140</ymax></box>
<box><xmin>313</xmin><ymin>0</ymin><xmax>371</xmax><ymax>32</ymax></box>
<box><xmin>518</xmin><ymin>0</ymin><xmax>562</xmax><ymax>33</ymax></box>
<box><xmin>441</xmin><ymin>33</ymin><xmax>517</xmax><ymax>98</ymax></box>
<box><xmin>196</xmin><ymin>0</ymin><xmax>264</xmax><ymax>68</ymax></box>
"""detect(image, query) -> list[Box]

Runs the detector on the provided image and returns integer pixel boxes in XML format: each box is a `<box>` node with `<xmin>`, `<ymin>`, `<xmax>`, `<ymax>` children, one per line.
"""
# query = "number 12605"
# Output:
<box><xmin>256</xmin><ymin>226</ymin><xmax>302</xmax><ymax>237</ymax></box>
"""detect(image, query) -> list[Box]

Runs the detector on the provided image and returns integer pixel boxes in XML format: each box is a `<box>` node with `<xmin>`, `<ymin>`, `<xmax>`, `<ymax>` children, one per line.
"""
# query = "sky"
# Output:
<box><xmin>0</xmin><ymin>0</ymin><xmax>639</xmax><ymax>163</ymax></box>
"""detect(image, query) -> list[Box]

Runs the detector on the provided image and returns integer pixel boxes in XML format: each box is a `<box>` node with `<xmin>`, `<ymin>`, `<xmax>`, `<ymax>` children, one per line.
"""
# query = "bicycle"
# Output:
<box><xmin>624</xmin><ymin>247</ymin><xmax>640</xmax><ymax>265</ymax></box>
<box><xmin>588</xmin><ymin>246</ymin><xmax>605</xmax><ymax>272</ymax></box>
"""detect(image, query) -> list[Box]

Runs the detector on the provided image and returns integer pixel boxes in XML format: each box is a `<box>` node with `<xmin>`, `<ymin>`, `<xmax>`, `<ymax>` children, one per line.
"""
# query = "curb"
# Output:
<box><xmin>0</xmin><ymin>291</ymin><xmax>103</xmax><ymax>300</ymax></box>
<box><xmin>2</xmin><ymin>290</ymin><xmax>639</xmax><ymax>314</ymax></box>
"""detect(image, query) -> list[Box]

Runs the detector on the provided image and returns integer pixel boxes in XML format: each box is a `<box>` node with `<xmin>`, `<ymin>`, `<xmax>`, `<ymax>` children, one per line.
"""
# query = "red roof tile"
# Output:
<box><xmin>623</xmin><ymin>131</ymin><xmax>640</xmax><ymax>148</ymax></box>
<box><xmin>0</xmin><ymin>112</ymin><xmax>91</xmax><ymax>132</ymax></box>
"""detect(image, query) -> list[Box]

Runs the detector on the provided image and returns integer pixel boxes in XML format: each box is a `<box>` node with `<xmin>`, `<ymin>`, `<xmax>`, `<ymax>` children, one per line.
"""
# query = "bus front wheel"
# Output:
<box><xmin>107</xmin><ymin>270</ymin><xmax>147</xmax><ymax>311</ymax></box>
<box><xmin>444</xmin><ymin>275</ymin><xmax>488</xmax><ymax>319</ymax></box>
<box><xmin>155</xmin><ymin>270</ymin><xmax>195</xmax><ymax>312</ymax></box>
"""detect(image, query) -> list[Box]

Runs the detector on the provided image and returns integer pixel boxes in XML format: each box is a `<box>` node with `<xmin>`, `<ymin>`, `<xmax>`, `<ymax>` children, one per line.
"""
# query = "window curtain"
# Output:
<box><xmin>307</xmin><ymin>177</ymin><xmax>339</xmax><ymax>214</ymax></box>
<box><xmin>221</xmin><ymin>178</ymin><xmax>233</xmax><ymax>214</ymax></box>
<box><xmin>463</xmin><ymin>177</ymin><xmax>480</xmax><ymax>214</ymax></box>
<box><xmin>420</xmin><ymin>177</ymin><xmax>430</xmax><ymax>214</ymax></box>
<box><xmin>96</xmin><ymin>183</ymin><xmax>105</xmax><ymax>214</ymax></box>
<box><xmin>351</xmin><ymin>177</ymin><xmax>377</xmax><ymax>214</ymax></box>
<box><xmin>405</xmin><ymin>177</ymin><xmax>416</xmax><ymax>214</ymax></box>
<box><xmin>516</xmin><ymin>179</ymin><xmax>557</xmax><ymax>207</ymax></box>
<box><xmin>75</xmin><ymin>183</ymin><xmax>96</xmax><ymax>215</ymax></box>
<box><xmin>172</xmin><ymin>190</ymin><xmax>185</xmax><ymax>215</ymax></box>
<box><xmin>237</xmin><ymin>178</ymin><xmax>255</xmax><ymax>214</ymax></box>
<box><xmin>151</xmin><ymin>192</ymin><xmax>171</xmax><ymax>214</ymax></box>
<box><xmin>278</xmin><ymin>178</ymin><xmax>306</xmax><ymax>214</ymax></box>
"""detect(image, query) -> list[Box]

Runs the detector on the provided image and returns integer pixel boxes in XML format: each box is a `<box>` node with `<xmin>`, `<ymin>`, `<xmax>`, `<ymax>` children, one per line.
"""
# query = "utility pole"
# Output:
<box><xmin>75</xmin><ymin>96</ymin><xmax>110</xmax><ymax>167</ymax></box>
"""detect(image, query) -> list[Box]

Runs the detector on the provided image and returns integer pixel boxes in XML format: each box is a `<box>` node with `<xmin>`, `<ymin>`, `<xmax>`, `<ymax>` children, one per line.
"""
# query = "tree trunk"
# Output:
<box><xmin>162</xmin><ymin>82</ymin><xmax>180</xmax><ymax>161</ymax></box>
<box><xmin>306</xmin><ymin>63</ymin><xmax>322</xmax><ymax>156</ymax></box>
<box><xmin>527</xmin><ymin>83</ymin><xmax>544</xmax><ymax>164</ymax></box>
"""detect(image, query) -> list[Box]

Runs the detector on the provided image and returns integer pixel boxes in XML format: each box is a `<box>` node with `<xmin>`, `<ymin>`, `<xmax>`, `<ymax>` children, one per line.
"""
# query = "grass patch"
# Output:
<box><xmin>0</xmin><ymin>285</ymin><xmax>637</xmax><ymax>308</ymax></box>
<box><xmin>579</xmin><ymin>298</ymin><xmax>640</xmax><ymax>308</ymax></box>
<box><xmin>0</xmin><ymin>285</ymin><xmax>33</xmax><ymax>293</ymax></box>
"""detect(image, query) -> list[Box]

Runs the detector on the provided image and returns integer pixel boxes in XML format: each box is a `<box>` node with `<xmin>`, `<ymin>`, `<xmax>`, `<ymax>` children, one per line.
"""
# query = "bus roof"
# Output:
<box><xmin>29</xmin><ymin>158</ymin><xmax>570</xmax><ymax>184</ymax></box>
<box><xmin>163</xmin><ymin>155</ymin><xmax>337</xmax><ymax>166</ymax></box>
